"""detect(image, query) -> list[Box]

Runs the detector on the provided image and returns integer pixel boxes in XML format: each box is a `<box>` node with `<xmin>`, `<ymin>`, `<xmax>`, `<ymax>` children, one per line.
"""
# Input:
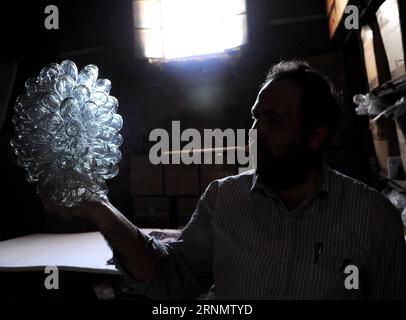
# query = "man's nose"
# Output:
<box><xmin>247</xmin><ymin>127</ymin><xmax>258</xmax><ymax>155</ymax></box>
<box><xmin>250</xmin><ymin>119</ymin><xmax>265</xmax><ymax>141</ymax></box>
<box><xmin>250</xmin><ymin>119</ymin><xmax>258</xmax><ymax>132</ymax></box>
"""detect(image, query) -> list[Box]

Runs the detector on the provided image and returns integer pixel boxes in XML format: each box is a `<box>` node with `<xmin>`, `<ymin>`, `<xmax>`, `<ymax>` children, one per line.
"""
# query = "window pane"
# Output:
<box><xmin>224</xmin><ymin>14</ymin><xmax>248</xmax><ymax>49</ymax></box>
<box><xmin>135</xmin><ymin>0</ymin><xmax>248</xmax><ymax>60</ymax></box>
<box><xmin>224</xmin><ymin>0</ymin><xmax>246</xmax><ymax>16</ymax></box>
<box><xmin>133</xmin><ymin>0</ymin><xmax>162</xmax><ymax>29</ymax></box>
<box><xmin>135</xmin><ymin>29</ymin><xmax>164</xmax><ymax>58</ymax></box>
<box><xmin>162</xmin><ymin>0</ymin><xmax>225</xmax><ymax>59</ymax></box>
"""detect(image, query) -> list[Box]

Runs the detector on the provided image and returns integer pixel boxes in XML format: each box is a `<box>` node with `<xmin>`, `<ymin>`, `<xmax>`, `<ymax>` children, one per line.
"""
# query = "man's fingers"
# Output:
<box><xmin>41</xmin><ymin>195</ymin><xmax>108</xmax><ymax>222</ymax></box>
<box><xmin>41</xmin><ymin>197</ymin><xmax>71</xmax><ymax>216</ymax></box>
<box><xmin>41</xmin><ymin>197</ymin><xmax>55</xmax><ymax>211</ymax></box>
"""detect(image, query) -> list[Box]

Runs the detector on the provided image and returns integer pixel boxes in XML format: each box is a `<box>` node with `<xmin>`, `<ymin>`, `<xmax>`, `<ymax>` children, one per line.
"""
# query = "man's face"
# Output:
<box><xmin>250</xmin><ymin>78</ymin><xmax>321</xmax><ymax>188</ymax></box>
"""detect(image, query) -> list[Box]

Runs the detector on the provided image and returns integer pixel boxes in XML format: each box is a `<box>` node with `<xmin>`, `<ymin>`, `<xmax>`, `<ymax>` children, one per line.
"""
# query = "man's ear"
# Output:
<box><xmin>308</xmin><ymin>125</ymin><xmax>328</xmax><ymax>150</ymax></box>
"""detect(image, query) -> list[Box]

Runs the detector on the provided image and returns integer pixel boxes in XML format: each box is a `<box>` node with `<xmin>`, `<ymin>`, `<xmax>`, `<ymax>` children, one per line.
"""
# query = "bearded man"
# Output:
<box><xmin>44</xmin><ymin>60</ymin><xmax>406</xmax><ymax>300</ymax></box>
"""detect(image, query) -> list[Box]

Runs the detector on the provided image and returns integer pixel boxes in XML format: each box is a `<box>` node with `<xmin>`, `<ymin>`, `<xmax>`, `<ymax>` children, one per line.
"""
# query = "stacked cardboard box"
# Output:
<box><xmin>327</xmin><ymin>0</ymin><xmax>349</xmax><ymax>39</ymax></box>
<box><xmin>369</xmin><ymin>118</ymin><xmax>400</xmax><ymax>176</ymax></box>
<box><xmin>361</xmin><ymin>25</ymin><xmax>380</xmax><ymax>90</ymax></box>
<box><xmin>376</xmin><ymin>0</ymin><xmax>406</xmax><ymax>81</ymax></box>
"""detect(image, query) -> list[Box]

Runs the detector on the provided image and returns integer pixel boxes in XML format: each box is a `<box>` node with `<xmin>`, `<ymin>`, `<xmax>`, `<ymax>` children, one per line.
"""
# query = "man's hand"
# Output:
<box><xmin>42</xmin><ymin>195</ymin><xmax>154</xmax><ymax>281</ymax></box>
<box><xmin>41</xmin><ymin>196</ymin><xmax>110</xmax><ymax>225</ymax></box>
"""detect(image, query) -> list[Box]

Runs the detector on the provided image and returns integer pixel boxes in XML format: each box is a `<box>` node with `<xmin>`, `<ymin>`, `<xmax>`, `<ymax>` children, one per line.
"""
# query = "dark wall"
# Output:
<box><xmin>0</xmin><ymin>0</ymin><xmax>371</xmax><ymax>239</ymax></box>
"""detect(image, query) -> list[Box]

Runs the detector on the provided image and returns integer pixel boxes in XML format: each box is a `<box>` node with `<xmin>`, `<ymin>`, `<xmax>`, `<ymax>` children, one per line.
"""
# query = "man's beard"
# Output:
<box><xmin>255</xmin><ymin>141</ymin><xmax>323</xmax><ymax>189</ymax></box>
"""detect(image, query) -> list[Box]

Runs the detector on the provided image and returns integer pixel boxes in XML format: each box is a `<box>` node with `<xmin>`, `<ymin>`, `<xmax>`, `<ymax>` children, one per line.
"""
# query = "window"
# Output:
<box><xmin>133</xmin><ymin>0</ymin><xmax>248</xmax><ymax>61</ymax></box>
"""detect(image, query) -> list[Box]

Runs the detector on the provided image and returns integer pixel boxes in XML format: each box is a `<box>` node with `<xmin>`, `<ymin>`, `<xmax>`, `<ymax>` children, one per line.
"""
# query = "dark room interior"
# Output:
<box><xmin>0</xmin><ymin>0</ymin><xmax>405</xmax><ymax>303</ymax></box>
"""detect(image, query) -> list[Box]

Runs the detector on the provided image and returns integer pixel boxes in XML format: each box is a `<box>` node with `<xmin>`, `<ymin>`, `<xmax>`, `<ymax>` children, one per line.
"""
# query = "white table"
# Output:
<box><xmin>0</xmin><ymin>229</ymin><xmax>180</xmax><ymax>275</ymax></box>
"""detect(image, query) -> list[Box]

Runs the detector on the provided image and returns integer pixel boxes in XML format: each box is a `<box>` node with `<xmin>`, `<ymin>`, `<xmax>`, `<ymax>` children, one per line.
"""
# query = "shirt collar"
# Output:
<box><xmin>250</xmin><ymin>161</ymin><xmax>331</xmax><ymax>198</ymax></box>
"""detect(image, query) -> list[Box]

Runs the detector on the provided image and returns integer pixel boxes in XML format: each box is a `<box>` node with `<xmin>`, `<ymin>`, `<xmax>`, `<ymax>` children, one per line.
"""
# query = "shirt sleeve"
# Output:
<box><xmin>112</xmin><ymin>180</ymin><xmax>218</xmax><ymax>300</ymax></box>
<box><xmin>363</xmin><ymin>198</ymin><xmax>406</xmax><ymax>299</ymax></box>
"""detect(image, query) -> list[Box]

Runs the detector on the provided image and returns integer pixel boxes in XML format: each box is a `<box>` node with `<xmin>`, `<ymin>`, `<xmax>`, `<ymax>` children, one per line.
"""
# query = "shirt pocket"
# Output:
<box><xmin>311</xmin><ymin>248</ymin><xmax>365</xmax><ymax>298</ymax></box>
<box><xmin>312</xmin><ymin>251</ymin><xmax>343</xmax><ymax>281</ymax></box>
<box><xmin>316</xmin><ymin>248</ymin><xmax>365</xmax><ymax>273</ymax></box>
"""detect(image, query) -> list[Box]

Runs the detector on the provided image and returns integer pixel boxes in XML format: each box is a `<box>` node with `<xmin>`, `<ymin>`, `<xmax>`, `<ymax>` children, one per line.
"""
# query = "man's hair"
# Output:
<box><xmin>263</xmin><ymin>60</ymin><xmax>342</xmax><ymax>146</ymax></box>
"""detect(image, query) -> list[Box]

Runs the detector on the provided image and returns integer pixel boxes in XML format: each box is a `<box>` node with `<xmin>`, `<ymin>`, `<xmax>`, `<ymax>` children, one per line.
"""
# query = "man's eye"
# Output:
<box><xmin>267</xmin><ymin>116</ymin><xmax>281</xmax><ymax>124</ymax></box>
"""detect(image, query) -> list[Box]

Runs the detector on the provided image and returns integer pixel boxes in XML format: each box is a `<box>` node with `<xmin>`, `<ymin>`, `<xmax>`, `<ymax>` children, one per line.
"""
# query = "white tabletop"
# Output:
<box><xmin>0</xmin><ymin>229</ymin><xmax>180</xmax><ymax>274</ymax></box>
<box><xmin>0</xmin><ymin>232</ymin><xmax>119</xmax><ymax>274</ymax></box>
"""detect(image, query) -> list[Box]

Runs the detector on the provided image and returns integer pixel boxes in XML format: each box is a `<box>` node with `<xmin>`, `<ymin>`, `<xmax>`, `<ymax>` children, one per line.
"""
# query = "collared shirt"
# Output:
<box><xmin>114</xmin><ymin>165</ymin><xmax>406</xmax><ymax>299</ymax></box>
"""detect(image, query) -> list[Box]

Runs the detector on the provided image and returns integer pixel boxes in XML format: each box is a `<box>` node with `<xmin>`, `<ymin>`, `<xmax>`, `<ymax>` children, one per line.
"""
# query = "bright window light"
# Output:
<box><xmin>133</xmin><ymin>0</ymin><xmax>248</xmax><ymax>60</ymax></box>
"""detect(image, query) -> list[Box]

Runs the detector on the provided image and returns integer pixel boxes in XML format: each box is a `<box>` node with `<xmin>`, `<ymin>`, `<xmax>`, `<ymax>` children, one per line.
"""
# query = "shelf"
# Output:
<box><xmin>387</xmin><ymin>179</ymin><xmax>406</xmax><ymax>192</ymax></box>
<box><xmin>358</xmin><ymin>0</ymin><xmax>386</xmax><ymax>25</ymax></box>
<box><xmin>329</xmin><ymin>0</ymin><xmax>386</xmax><ymax>43</ymax></box>
<box><xmin>372</xmin><ymin>75</ymin><xmax>406</xmax><ymax>100</ymax></box>
<box><xmin>379</xmin><ymin>175</ymin><xmax>406</xmax><ymax>193</ymax></box>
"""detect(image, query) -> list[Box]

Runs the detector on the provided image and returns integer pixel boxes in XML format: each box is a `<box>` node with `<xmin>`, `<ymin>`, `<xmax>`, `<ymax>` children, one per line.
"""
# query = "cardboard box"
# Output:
<box><xmin>200</xmin><ymin>164</ymin><xmax>237</xmax><ymax>191</ymax></box>
<box><xmin>361</xmin><ymin>25</ymin><xmax>380</xmax><ymax>90</ymax></box>
<box><xmin>376</xmin><ymin>0</ymin><xmax>406</xmax><ymax>80</ymax></box>
<box><xmin>133</xmin><ymin>196</ymin><xmax>171</xmax><ymax>227</ymax></box>
<box><xmin>177</xmin><ymin>197</ymin><xmax>199</xmax><ymax>227</ymax></box>
<box><xmin>335</xmin><ymin>0</ymin><xmax>349</xmax><ymax>18</ymax></box>
<box><xmin>326</xmin><ymin>0</ymin><xmax>335</xmax><ymax>16</ymax></box>
<box><xmin>328</xmin><ymin>0</ymin><xmax>349</xmax><ymax>39</ymax></box>
<box><xmin>130</xmin><ymin>155</ymin><xmax>163</xmax><ymax>195</ymax></box>
<box><xmin>133</xmin><ymin>196</ymin><xmax>169</xmax><ymax>216</ymax></box>
<box><xmin>369</xmin><ymin>118</ymin><xmax>400</xmax><ymax>175</ymax></box>
<box><xmin>177</xmin><ymin>197</ymin><xmax>198</xmax><ymax>216</ymax></box>
<box><xmin>164</xmin><ymin>164</ymin><xmax>199</xmax><ymax>196</ymax></box>
<box><xmin>328</xmin><ymin>4</ymin><xmax>339</xmax><ymax>39</ymax></box>
<box><xmin>395</xmin><ymin>112</ymin><xmax>406</xmax><ymax>175</ymax></box>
